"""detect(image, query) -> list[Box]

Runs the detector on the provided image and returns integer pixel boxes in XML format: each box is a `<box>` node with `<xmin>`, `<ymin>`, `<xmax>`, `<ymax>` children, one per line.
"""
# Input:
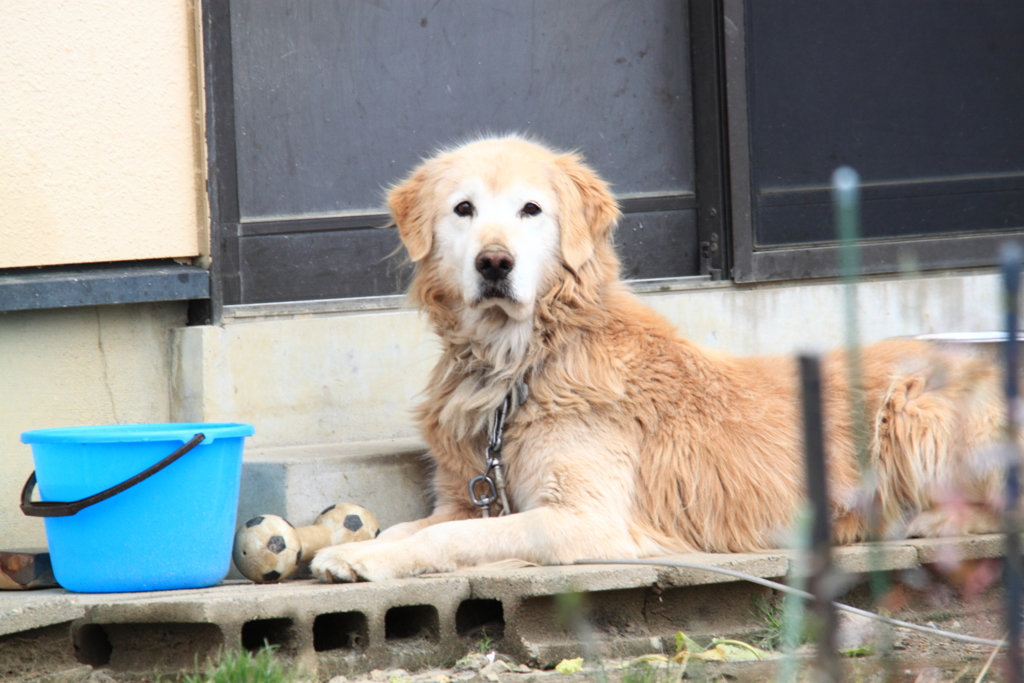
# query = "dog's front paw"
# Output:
<box><xmin>311</xmin><ymin>545</ymin><xmax>361</xmax><ymax>583</ymax></box>
<box><xmin>311</xmin><ymin>543</ymin><xmax>407</xmax><ymax>583</ymax></box>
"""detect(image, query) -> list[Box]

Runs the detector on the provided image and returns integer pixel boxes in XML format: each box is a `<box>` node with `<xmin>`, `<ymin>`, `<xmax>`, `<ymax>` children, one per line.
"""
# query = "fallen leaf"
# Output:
<box><xmin>555</xmin><ymin>658</ymin><xmax>584</xmax><ymax>674</ymax></box>
<box><xmin>672</xmin><ymin>632</ymin><xmax>776</xmax><ymax>662</ymax></box>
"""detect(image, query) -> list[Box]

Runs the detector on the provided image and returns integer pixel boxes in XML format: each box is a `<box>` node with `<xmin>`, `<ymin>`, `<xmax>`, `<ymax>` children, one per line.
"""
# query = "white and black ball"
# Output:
<box><xmin>232</xmin><ymin>514</ymin><xmax>301</xmax><ymax>583</ymax></box>
<box><xmin>315</xmin><ymin>502</ymin><xmax>380</xmax><ymax>543</ymax></box>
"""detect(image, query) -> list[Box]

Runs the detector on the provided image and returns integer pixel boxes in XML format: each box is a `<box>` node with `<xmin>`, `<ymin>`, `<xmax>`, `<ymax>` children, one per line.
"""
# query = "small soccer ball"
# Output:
<box><xmin>232</xmin><ymin>514</ymin><xmax>301</xmax><ymax>583</ymax></box>
<box><xmin>315</xmin><ymin>503</ymin><xmax>380</xmax><ymax>543</ymax></box>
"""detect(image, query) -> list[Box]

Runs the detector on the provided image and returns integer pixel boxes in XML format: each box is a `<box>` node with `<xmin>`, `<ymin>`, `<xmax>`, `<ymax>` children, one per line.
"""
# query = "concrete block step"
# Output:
<box><xmin>238</xmin><ymin>437</ymin><xmax>432</xmax><ymax>532</ymax></box>
<box><xmin>0</xmin><ymin>534</ymin><xmax>1004</xmax><ymax>682</ymax></box>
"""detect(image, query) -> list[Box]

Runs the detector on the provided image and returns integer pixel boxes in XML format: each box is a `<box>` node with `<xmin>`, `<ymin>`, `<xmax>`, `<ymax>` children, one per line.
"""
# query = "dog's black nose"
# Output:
<box><xmin>475</xmin><ymin>249</ymin><xmax>515</xmax><ymax>281</ymax></box>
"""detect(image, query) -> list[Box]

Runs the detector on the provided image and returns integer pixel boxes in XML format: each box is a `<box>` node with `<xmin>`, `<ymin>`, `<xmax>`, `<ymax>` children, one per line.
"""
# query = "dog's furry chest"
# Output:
<box><xmin>422</xmin><ymin>371</ymin><xmax>573</xmax><ymax>513</ymax></box>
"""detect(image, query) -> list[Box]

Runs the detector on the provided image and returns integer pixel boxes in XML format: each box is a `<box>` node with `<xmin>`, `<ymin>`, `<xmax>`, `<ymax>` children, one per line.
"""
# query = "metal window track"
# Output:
<box><xmin>221</xmin><ymin>276</ymin><xmax>725</xmax><ymax>322</ymax></box>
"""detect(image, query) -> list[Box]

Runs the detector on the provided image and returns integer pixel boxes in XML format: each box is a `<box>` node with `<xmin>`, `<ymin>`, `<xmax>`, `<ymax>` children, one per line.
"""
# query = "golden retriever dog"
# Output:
<box><xmin>311</xmin><ymin>135</ymin><xmax>1005</xmax><ymax>583</ymax></box>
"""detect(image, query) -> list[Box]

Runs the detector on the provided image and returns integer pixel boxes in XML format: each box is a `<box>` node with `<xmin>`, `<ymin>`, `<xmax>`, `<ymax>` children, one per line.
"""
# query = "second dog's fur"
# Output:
<box><xmin>312</xmin><ymin>136</ymin><xmax>1005</xmax><ymax>583</ymax></box>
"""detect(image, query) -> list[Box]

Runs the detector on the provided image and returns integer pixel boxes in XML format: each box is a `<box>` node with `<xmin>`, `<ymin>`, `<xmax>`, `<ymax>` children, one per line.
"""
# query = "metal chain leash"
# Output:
<box><xmin>468</xmin><ymin>383</ymin><xmax>527</xmax><ymax>517</ymax></box>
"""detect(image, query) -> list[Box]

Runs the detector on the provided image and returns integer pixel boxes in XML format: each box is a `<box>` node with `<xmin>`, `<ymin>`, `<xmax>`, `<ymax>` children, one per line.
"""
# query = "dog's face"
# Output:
<box><xmin>389</xmin><ymin>136</ymin><xmax>620</xmax><ymax>322</ymax></box>
<box><xmin>430</xmin><ymin>145</ymin><xmax>562</xmax><ymax>321</ymax></box>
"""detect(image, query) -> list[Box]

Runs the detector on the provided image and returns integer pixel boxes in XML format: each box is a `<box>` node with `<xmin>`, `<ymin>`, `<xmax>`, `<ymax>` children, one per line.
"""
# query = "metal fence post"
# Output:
<box><xmin>800</xmin><ymin>355</ymin><xmax>840</xmax><ymax>682</ymax></box>
<box><xmin>1002</xmin><ymin>243</ymin><xmax>1023</xmax><ymax>683</ymax></box>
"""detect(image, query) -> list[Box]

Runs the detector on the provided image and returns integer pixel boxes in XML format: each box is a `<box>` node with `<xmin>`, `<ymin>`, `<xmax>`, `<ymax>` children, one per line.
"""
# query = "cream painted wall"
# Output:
<box><xmin>0</xmin><ymin>304</ymin><xmax>187</xmax><ymax>549</ymax></box>
<box><xmin>0</xmin><ymin>1</ymin><xmax>204</xmax><ymax>268</ymax></box>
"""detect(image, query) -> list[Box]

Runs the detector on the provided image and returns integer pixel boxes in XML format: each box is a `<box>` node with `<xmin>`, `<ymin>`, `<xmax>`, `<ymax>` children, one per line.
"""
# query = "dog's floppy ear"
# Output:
<box><xmin>388</xmin><ymin>164</ymin><xmax>435</xmax><ymax>262</ymax></box>
<box><xmin>552</xmin><ymin>153</ymin><xmax>621</xmax><ymax>271</ymax></box>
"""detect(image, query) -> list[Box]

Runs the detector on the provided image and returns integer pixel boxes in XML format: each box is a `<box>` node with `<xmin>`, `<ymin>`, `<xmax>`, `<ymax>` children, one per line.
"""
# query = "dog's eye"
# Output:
<box><xmin>454</xmin><ymin>201</ymin><xmax>475</xmax><ymax>217</ymax></box>
<box><xmin>521</xmin><ymin>202</ymin><xmax>542</xmax><ymax>217</ymax></box>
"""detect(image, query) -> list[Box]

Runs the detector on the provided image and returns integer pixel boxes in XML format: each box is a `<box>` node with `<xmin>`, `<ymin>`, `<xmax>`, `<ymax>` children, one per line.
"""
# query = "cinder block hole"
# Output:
<box><xmin>385</xmin><ymin>604</ymin><xmax>439</xmax><ymax>642</ymax></box>
<box><xmin>455</xmin><ymin>599</ymin><xmax>505</xmax><ymax>643</ymax></box>
<box><xmin>73</xmin><ymin>624</ymin><xmax>112</xmax><ymax>666</ymax></box>
<box><xmin>94</xmin><ymin>623</ymin><xmax>224</xmax><ymax>671</ymax></box>
<box><xmin>242</xmin><ymin>617</ymin><xmax>296</xmax><ymax>653</ymax></box>
<box><xmin>313</xmin><ymin>611</ymin><xmax>369</xmax><ymax>652</ymax></box>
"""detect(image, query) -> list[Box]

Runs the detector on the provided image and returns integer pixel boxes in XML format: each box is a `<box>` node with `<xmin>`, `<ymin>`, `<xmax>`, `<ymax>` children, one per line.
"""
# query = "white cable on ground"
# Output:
<box><xmin>574</xmin><ymin>558</ymin><xmax>1006</xmax><ymax>649</ymax></box>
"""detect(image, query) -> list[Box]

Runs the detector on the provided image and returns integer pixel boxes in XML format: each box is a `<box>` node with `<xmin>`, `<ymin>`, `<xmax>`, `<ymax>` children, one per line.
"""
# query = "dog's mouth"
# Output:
<box><xmin>475</xmin><ymin>279</ymin><xmax>515</xmax><ymax>303</ymax></box>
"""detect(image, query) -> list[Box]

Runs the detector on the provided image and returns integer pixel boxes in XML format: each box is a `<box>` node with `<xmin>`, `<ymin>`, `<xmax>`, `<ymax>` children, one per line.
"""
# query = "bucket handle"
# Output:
<box><xmin>20</xmin><ymin>433</ymin><xmax>205</xmax><ymax>518</ymax></box>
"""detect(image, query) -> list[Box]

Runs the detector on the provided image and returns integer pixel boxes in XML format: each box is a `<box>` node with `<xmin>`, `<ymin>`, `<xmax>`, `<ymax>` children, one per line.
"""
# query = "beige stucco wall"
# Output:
<box><xmin>0</xmin><ymin>1</ymin><xmax>204</xmax><ymax>268</ymax></box>
<box><xmin>1</xmin><ymin>303</ymin><xmax>188</xmax><ymax>549</ymax></box>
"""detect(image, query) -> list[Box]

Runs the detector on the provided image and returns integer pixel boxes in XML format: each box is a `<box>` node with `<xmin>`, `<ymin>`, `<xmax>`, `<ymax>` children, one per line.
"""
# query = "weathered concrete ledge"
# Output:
<box><xmin>0</xmin><ymin>535</ymin><xmax>1006</xmax><ymax>682</ymax></box>
<box><xmin>237</xmin><ymin>438</ymin><xmax>432</xmax><ymax>531</ymax></box>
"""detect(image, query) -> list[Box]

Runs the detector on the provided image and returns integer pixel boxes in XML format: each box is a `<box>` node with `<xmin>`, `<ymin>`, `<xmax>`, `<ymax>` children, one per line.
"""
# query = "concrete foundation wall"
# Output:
<box><xmin>1</xmin><ymin>303</ymin><xmax>188</xmax><ymax>549</ymax></box>
<box><xmin>176</xmin><ymin>269</ymin><xmax>1003</xmax><ymax>451</ymax></box>
<box><xmin>646</xmin><ymin>269</ymin><xmax>1000</xmax><ymax>356</ymax></box>
<box><xmin>171</xmin><ymin>309</ymin><xmax>440</xmax><ymax>450</ymax></box>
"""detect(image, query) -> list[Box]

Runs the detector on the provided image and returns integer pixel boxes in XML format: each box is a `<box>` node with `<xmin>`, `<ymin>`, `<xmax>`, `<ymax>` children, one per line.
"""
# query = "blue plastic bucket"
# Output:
<box><xmin>20</xmin><ymin>423</ymin><xmax>254</xmax><ymax>593</ymax></box>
